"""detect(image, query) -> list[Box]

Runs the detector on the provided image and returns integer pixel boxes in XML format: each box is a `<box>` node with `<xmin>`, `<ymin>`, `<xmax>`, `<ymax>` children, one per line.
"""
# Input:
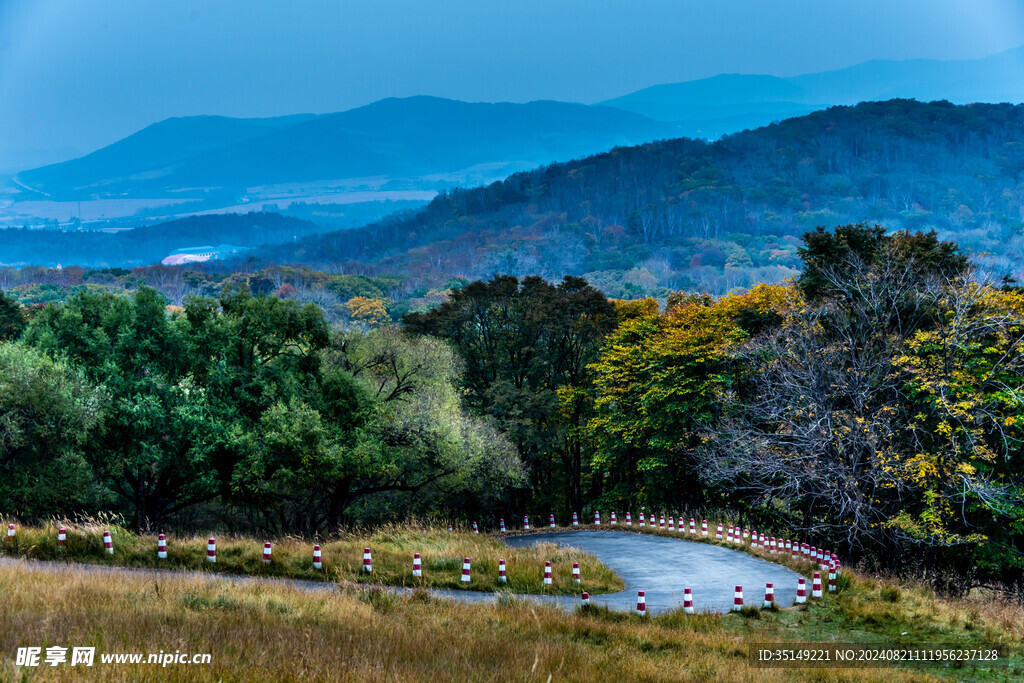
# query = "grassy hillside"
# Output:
<box><xmin>0</xmin><ymin>522</ymin><xmax>623</xmax><ymax>596</ymax></box>
<box><xmin>256</xmin><ymin>100</ymin><xmax>1024</xmax><ymax>296</ymax></box>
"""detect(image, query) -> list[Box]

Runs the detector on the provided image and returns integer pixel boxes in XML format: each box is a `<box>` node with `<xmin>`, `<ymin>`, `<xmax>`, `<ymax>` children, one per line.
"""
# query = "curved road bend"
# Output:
<box><xmin>0</xmin><ymin>530</ymin><xmax>801</xmax><ymax>615</ymax></box>
<box><xmin>505</xmin><ymin>530</ymin><xmax>802</xmax><ymax>613</ymax></box>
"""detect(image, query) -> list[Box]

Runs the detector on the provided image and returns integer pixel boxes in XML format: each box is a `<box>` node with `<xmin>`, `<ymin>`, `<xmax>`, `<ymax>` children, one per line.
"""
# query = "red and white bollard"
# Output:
<box><xmin>103</xmin><ymin>531</ymin><xmax>113</xmax><ymax>554</ymax></box>
<box><xmin>448</xmin><ymin>524</ymin><xmax>453</xmax><ymax>532</ymax></box>
<box><xmin>770</xmin><ymin>537</ymin><xmax>776</xmax><ymax>554</ymax></box>
<box><xmin>549</xmin><ymin>514</ymin><xmax>556</xmax><ymax>529</ymax></box>
<box><xmin>413</xmin><ymin>552</ymin><xmax>422</xmax><ymax>577</ymax></box>
<box><xmin>498</xmin><ymin>559</ymin><xmax>507</xmax><ymax>582</ymax></box>
<box><xmin>572</xmin><ymin>512</ymin><xmax>579</xmax><ymax>526</ymax></box>
<box><xmin>157</xmin><ymin>533</ymin><xmax>167</xmax><ymax>559</ymax></box>
<box><xmin>732</xmin><ymin>585</ymin><xmax>743</xmax><ymax>611</ymax></box>
<box><xmin>638</xmin><ymin>512</ymin><xmax>645</xmax><ymax>527</ymax></box>
<box><xmin>796</xmin><ymin>577</ymin><xmax>807</xmax><ymax>604</ymax></box>
<box><xmin>763</xmin><ymin>582</ymin><xmax>774</xmax><ymax>608</ymax></box>
<box><xmin>6</xmin><ymin>523</ymin><xmax>14</xmax><ymax>539</ymax></box>
<box><xmin>792</xmin><ymin>543</ymin><xmax>799</xmax><ymax>560</ymax></box>
<box><xmin>262</xmin><ymin>542</ymin><xmax>272</xmax><ymax>565</ymax></box>
<box><xmin>626</xmin><ymin>512</ymin><xmax>632</xmax><ymax>526</ymax></box>
<box><xmin>313</xmin><ymin>544</ymin><xmax>322</xmax><ymax>569</ymax></box>
<box><xmin>500</xmin><ymin>518</ymin><xmax>506</xmax><ymax>533</ymax></box>
<box><xmin>636</xmin><ymin>590</ymin><xmax>647</xmax><ymax>616</ymax></box>
<box><xmin>543</xmin><ymin>561</ymin><xmax>552</xmax><ymax>585</ymax></box>
<box><xmin>363</xmin><ymin>547</ymin><xmax>372</xmax><ymax>573</ymax></box>
<box><xmin>581</xmin><ymin>591</ymin><xmax>590</xmax><ymax>606</ymax></box>
<box><xmin>716</xmin><ymin>523</ymin><xmax>723</xmax><ymax>540</ymax></box>
<box><xmin>701</xmin><ymin>520</ymin><xmax>708</xmax><ymax>536</ymax></box>
<box><xmin>683</xmin><ymin>587</ymin><xmax>694</xmax><ymax>614</ymax></box>
<box><xmin>594</xmin><ymin>511</ymin><xmax>601</xmax><ymax>525</ymax></box>
<box><xmin>461</xmin><ymin>557</ymin><xmax>471</xmax><ymax>583</ymax></box>
<box><xmin>802</xmin><ymin>542</ymin><xmax>809</xmax><ymax>557</ymax></box>
<box><xmin>610</xmin><ymin>511</ymin><xmax>617</xmax><ymax>525</ymax></box>
<box><xmin>743</xmin><ymin>528</ymin><xmax>749</xmax><ymax>541</ymax></box>
<box><xmin>817</xmin><ymin>547</ymin><xmax>824</xmax><ymax>563</ymax></box>
<box><xmin>472</xmin><ymin>521</ymin><xmax>479</xmax><ymax>534</ymax></box>
<box><xmin>668</xmin><ymin>516</ymin><xmax>674</xmax><ymax>532</ymax></box>
<box><xmin>829</xmin><ymin>566</ymin><xmax>837</xmax><ymax>593</ymax></box>
<box><xmin>760</xmin><ymin>536</ymin><xmax>767</xmax><ymax>551</ymax></box>
<box><xmin>523</xmin><ymin>515</ymin><xmax>530</xmax><ymax>531</ymax></box>
<box><xmin>207</xmin><ymin>538</ymin><xmax>217</xmax><ymax>563</ymax></box>
<box><xmin>751</xmin><ymin>530</ymin><xmax>758</xmax><ymax>544</ymax></box>
<box><xmin>58</xmin><ymin>528</ymin><xmax>66</xmax><ymax>546</ymax></box>
<box><xmin>656</xmin><ymin>515</ymin><xmax>663</xmax><ymax>529</ymax></box>
<box><xmin>812</xmin><ymin>572</ymin><xmax>823</xmax><ymax>598</ymax></box>
<box><xmin>572</xmin><ymin>562</ymin><xmax>580</xmax><ymax>583</ymax></box>
<box><xmin>690</xmin><ymin>518</ymin><xmax>696</xmax><ymax>535</ymax></box>
<box><xmin>785</xmin><ymin>539</ymin><xmax>792</xmax><ymax>552</ymax></box>
<box><xmin>727</xmin><ymin>526</ymin><xmax>734</xmax><ymax>543</ymax></box>
<box><xmin>810</xmin><ymin>546</ymin><xmax>817</xmax><ymax>562</ymax></box>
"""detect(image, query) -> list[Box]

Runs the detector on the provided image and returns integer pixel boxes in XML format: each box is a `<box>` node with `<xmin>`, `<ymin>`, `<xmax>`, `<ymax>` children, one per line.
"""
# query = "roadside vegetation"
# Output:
<box><xmin>1</xmin><ymin>560</ymin><xmax>1021</xmax><ymax>682</ymax></box>
<box><xmin>0</xmin><ymin>522</ymin><xmax>622</xmax><ymax>596</ymax></box>
<box><xmin>1</xmin><ymin>223</ymin><xmax>1022</xmax><ymax>603</ymax></box>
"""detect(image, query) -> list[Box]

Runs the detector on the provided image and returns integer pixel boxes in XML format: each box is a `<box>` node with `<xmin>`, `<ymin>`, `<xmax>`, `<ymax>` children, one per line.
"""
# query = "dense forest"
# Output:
<box><xmin>2</xmin><ymin>225</ymin><xmax>1022</xmax><ymax>595</ymax></box>
<box><xmin>256</xmin><ymin>100</ymin><xmax>1024</xmax><ymax>297</ymax></box>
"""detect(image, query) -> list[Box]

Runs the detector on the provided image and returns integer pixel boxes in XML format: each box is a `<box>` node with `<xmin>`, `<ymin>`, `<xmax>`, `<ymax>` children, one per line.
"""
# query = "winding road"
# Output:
<box><xmin>1</xmin><ymin>530</ymin><xmax>803</xmax><ymax>615</ymax></box>
<box><xmin>506</xmin><ymin>530</ymin><xmax>802</xmax><ymax>613</ymax></box>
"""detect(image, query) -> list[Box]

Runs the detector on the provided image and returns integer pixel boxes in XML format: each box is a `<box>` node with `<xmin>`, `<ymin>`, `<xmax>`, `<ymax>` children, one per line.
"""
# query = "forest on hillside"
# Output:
<box><xmin>257</xmin><ymin>100</ymin><xmax>1024</xmax><ymax>297</ymax></box>
<box><xmin>2</xmin><ymin>225</ymin><xmax>1023</xmax><ymax>595</ymax></box>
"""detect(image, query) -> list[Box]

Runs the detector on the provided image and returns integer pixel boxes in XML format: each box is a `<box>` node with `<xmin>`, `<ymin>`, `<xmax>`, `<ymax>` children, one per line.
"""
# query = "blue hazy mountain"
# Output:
<box><xmin>16</xmin><ymin>97</ymin><xmax>678</xmax><ymax>199</ymax></box>
<box><xmin>600</xmin><ymin>45</ymin><xmax>1024</xmax><ymax>136</ymax></box>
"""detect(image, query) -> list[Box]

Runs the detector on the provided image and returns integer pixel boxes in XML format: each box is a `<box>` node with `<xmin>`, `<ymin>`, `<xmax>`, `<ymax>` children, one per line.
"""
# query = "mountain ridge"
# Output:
<box><xmin>15</xmin><ymin>97</ymin><xmax>678</xmax><ymax>200</ymax></box>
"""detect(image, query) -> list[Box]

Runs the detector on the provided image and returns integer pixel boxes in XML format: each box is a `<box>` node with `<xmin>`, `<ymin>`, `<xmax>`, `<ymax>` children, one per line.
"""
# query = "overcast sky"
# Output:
<box><xmin>2</xmin><ymin>0</ymin><xmax>1023</xmax><ymax>170</ymax></box>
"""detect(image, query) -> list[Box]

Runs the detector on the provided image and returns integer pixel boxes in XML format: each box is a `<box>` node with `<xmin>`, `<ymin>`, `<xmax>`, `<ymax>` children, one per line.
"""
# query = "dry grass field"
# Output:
<box><xmin>1</xmin><ymin>560</ymin><xmax>1022</xmax><ymax>682</ymax></box>
<box><xmin>2</xmin><ymin>519</ymin><xmax>1023</xmax><ymax>680</ymax></box>
<box><xmin>0</xmin><ymin>520</ymin><xmax>623</xmax><ymax>596</ymax></box>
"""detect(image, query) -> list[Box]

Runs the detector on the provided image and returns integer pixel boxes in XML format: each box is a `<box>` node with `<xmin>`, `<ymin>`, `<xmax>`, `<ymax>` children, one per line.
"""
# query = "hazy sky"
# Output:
<box><xmin>2</xmin><ymin>0</ymin><xmax>1024</xmax><ymax>170</ymax></box>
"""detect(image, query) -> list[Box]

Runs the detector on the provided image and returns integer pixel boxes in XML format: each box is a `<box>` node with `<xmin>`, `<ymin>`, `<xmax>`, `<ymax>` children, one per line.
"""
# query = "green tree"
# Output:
<box><xmin>0</xmin><ymin>290</ymin><xmax>26</xmax><ymax>341</ymax></box>
<box><xmin>404</xmin><ymin>275</ymin><xmax>614</xmax><ymax>514</ymax></box>
<box><xmin>0</xmin><ymin>342</ymin><xmax>105</xmax><ymax>519</ymax></box>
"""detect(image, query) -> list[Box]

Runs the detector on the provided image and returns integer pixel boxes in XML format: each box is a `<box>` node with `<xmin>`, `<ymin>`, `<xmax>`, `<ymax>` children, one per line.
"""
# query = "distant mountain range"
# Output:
<box><xmin>252</xmin><ymin>100</ymin><xmax>1024</xmax><ymax>297</ymax></box>
<box><xmin>14</xmin><ymin>98</ymin><xmax>678</xmax><ymax>200</ymax></box>
<box><xmin>12</xmin><ymin>45</ymin><xmax>1023</xmax><ymax>212</ymax></box>
<box><xmin>600</xmin><ymin>45</ymin><xmax>1024</xmax><ymax>136</ymax></box>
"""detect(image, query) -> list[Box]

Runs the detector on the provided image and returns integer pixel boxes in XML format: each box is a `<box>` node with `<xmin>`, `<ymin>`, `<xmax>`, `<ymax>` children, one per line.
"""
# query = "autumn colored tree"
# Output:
<box><xmin>586</xmin><ymin>284</ymin><xmax>793</xmax><ymax>511</ymax></box>
<box><xmin>347</xmin><ymin>296</ymin><xmax>391</xmax><ymax>327</ymax></box>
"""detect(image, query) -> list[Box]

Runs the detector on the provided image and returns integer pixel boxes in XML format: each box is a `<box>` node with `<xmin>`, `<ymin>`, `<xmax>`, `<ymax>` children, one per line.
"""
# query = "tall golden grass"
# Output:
<box><xmin>2</xmin><ymin>559</ymin><xmax>1021</xmax><ymax>681</ymax></box>
<box><xmin>0</xmin><ymin>520</ymin><xmax>623</xmax><ymax>595</ymax></box>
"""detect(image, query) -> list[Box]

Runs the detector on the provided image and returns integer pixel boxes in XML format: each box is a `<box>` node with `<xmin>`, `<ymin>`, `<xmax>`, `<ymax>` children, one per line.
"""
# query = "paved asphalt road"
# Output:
<box><xmin>1</xmin><ymin>530</ymin><xmax>802</xmax><ymax>614</ymax></box>
<box><xmin>505</xmin><ymin>530</ymin><xmax>802</xmax><ymax>613</ymax></box>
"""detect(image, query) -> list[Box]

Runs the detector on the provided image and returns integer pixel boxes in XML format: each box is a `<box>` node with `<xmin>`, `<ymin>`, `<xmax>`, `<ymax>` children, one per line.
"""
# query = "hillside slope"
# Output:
<box><xmin>600</xmin><ymin>45</ymin><xmax>1024</xmax><ymax>136</ymax></box>
<box><xmin>15</xmin><ymin>98</ymin><xmax>678</xmax><ymax>199</ymax></box>
<box><xmin>256</xmin><ymin>100</ymin><xmax>1024</xmax><ymax>297</ymax></box>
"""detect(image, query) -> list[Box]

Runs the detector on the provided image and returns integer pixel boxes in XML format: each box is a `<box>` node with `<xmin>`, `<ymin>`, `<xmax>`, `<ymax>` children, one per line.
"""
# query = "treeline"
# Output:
<box><xmin>0</xmin><ymin>286</ymin><xmax>522</xmax><ymax>534</ymax></box>
<box><xmin>0</xmin><ymin>263</ymin><xmax>442</xmax><ymax>326</ymax></box>
<box><xmin>2</xmin><ymin>224</ymin><xmax>1023</xmax><ymax>593</ymax></box>
<box><xmin>258</xmin><ymin>100</ymin><xmax>1024</xmax><ymax>297</ymax></box>
<box><xmin>404</xmin><ymin>225</ymin><xmax>1024</xmax><ymax>594</ymax></box>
